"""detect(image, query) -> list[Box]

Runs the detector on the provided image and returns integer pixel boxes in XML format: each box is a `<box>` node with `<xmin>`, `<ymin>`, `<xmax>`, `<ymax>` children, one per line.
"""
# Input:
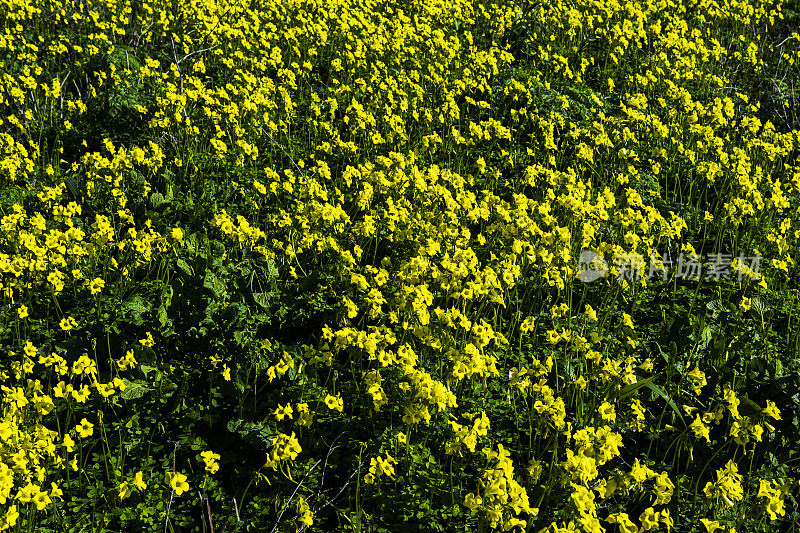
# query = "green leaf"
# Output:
<box><xmin>233</xmin><ymin>329</ymin><xmax>249</xmax><ymax>346</ymax></box>
<box><xmin>699</xmin><ymin>325</ymin><xmax>713</xmax><ymax>350</ymax></box>
<box><xmin>161</xmin><ymin>285</ymin><xmax>174</xmax><ymax>308</ymax></box>
<box><xmin>738</xmin><ymin>395</ymin><xmax>763</xmax><ymax>417</ymax></box>
<box><xmin>176</xmin><ymin>259</ymin><xmax>194</xmax><ymax>276</ymax></box>
<box><xmin>664</xmin><ymin>344</ymin><xmax>679</xmax><ymax>366</ymax></box>
<box><xmin>644</xmin><ymin>381</ymin><xmax>686</xmax><ymax>426</ymax></box>
<box><xmin>752</xmin><ymin>296</ymin><xmax>767</xmax><ymax>317</ymax></box>
<box><xmin>157</xmin><ymin>305</ymin><xmax>170</xmax><ymax>328</ymax></box>
<box><xmin>64</xmin><ymin>177</ymin><xmax>81</xmax><ymax>200</ymax></box>
<box><xmin>122</xmin><ymin>295</ymin><xmax>150</xmax><ymax>324</ymax></box>
<box><xmin>203</xmin><ymin>270</ymin><xmax>227</xmax><ymax>298</ymax></box>
<box><xmin>655</xmin><ymin>342</ymin><xmax>670</xmax><ymax>364</ymax></box>
<box><xmin>619</xmin><ymin>375</ymin><xmax>656</xmax><ymax>400</ymax></box>
<box><xmin>252</xmin><ymin>292</ymin><xmax>274</xmax><ymax>309</ymax></box>
<box><xmin>150</xmin><ymin>192</ymin><xmax>165</xmax><ymax>208</ymax></box>
<box><xmin>185</xmin><ymin>233</ymin><xmax>207</xmax><ymax>256</ymax></box>
<box><xmin>185</xmin><ymin>233</ymin><xmax>198</xmax><ymax>254</ymax></box>
<box><xmin>267</xmin><ymin>258</ymin><xmax>279</xmax><ymax>278</ymax></box>
<box><xmin>139</xmin><ymin>365</ymin><xmax>156</xmax><ymax>378</ymax></box>
<box><xmin>771</xmin><ymin>358</ymin><xmax>784</xmax><ymax>379</ymax></box>
<box><xmin>121</xmin><ymin>379</ymin><xmax>151</xmax><ymax>400</ymax></box>
<box><xmin>707</xmin><ymin>299</ymin><xmax>735</xmax><ymax>316</ymax></box>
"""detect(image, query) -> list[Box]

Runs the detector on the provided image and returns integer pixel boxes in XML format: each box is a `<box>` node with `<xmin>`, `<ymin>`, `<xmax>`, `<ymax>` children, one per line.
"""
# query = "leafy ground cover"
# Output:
<box><xmin>0</xmin><ymin>0</ymin><xmax>799</xmax><ymax>531</ymax></box>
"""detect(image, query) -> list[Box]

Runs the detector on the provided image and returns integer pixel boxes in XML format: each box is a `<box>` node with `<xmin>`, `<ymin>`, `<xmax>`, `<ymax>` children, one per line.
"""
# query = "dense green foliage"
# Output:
<box><xmin>0</xmin><ymin>0</ymin><xmax>799</xmax><ymax>531</ymax></box>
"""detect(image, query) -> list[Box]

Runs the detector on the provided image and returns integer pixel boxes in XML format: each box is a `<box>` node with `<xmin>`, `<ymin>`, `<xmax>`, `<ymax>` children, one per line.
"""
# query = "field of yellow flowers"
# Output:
<box><xmin>0</xmin><ymin>0</ymin><xmax>799</xmax><ymax>531</ymax></box>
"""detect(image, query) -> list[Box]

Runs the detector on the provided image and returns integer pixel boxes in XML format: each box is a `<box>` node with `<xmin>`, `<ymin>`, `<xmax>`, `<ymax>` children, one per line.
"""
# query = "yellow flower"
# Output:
<box><xmin>88</xmin><ymin>278</ymin><xmax>105</xmax><ymax>295</ymax></box>
<box><xmin>703</xmin><ymin>460</ymin><xmax>744</xmax><ymax>508</ymax></box>
<box><xmin>622</xmin><ymin>313</ymin><xmax>635</xmax><ymax>330</ymax></box>
<box><xmin>570</xmin><ymin>483</ymin><xmax>596</xmax><ymax>515</ymax></box>
<box><xmin>116</xmin><ymin>350</ymin><xmax>137</xmax><ymax>371</ymax></box>
<box><xmin>23</xmin><ymin>342</ymin><xmax>37</xmax><ymax>358</ymax></box>
<box><xmin>464</xmin><ymin>492</ymin><xmax>482</xmax><ymax>510</ymax></box>
<box><xmin>200</xmin><ymin>451</ymin><xmax>221</xmax><ymax>474</ymax></box>
<box><xmin>166</xmin><ymin>472</ymin><xmax>189</xmax><ymax>495</ymax></box>
<box><xmin>723</xmin><ymin>388</ymin><xmax>740</xmax><ymax>418</ymax></box>
<box><xmin>295</xmin><ymin>403</ymin><xmax>314</xmax><ymax>427</ymax></box>
<box><xmin>72</xmin><ymin>384</ymin><xmax>91</xmax><ymax>403</ymax></box>
<box><xmin>686</xmin><ymin>365</ymin><xmax>707</xmax><ymax>395</ymax></box>
<box><xmin>221</xmin><ymin>364</ymin><xmax>231</xmax><ymax>381</ymax></box>
<box><xmin>599</xmin><ymin>401</ymin><xmax>616</xmax><ymax>422</ymax></box>
<box><xmin>133</xmin><ymin>471</ymin><xmax>147</xmax><ymax>491</ymax></box>
<box><xmin>691</xmin><ymin>415</ymin><xmax>711</xmax><ymax>442</ymax></box>
<box><xmin>274</xmin><ymin>403</ymin><xmax>293</xmax><ymax>421</ymax></box>
<box><xmin>62</xmin><ymin>434</ymin><xmax>75</xmax><ymax>452</ymax></box>
<box><xmin>700</xmin><ymin>518</ymin><xmax>723</xmax><ymax>532</ymax></box>
<box><xmin>17</xmin><ymin>305</ymin><xmax>28</xmax><ymax>319</ymax></box>
<box><xmin>118</xmin><ymin>481</ymin><xmax>131</xmax><ymax>500</ymax></box>
<box><xmin>763</xmin><ymin>400</ymin><xmax>781</xmax><ymax>421</ymax></box>
<box><xmin>324</xmin><ymin>393</ymin><xmax>344</xmax><ymax>412</ymax></box>
<box><xmin>740</xmin><ymin>296</ymin><xmax>752</xmax><ymax>312</ymax></box>
<box><xmin>370</xmin><ymin>453</ymin><xmax>397</xmax><ymax>479</ymax></box>
<box><xmin>607</xmin><ymin>513</ymin><xmax>637</xmax><ymax>533</ymax></box>
<box><xmin>171</xmin><ymin>227</ymin><xmax>184</xmax><ymax>242</ymax></box>
<box><xmin>76</xmin><ymin>418</ymin><xmax>94</xmax><ymax>439</ymax></box>
<box><xmin>268</xmin><ymin>432</ymin><xmax>302</xmax><ymax>462</ymax></box>
<box><xmin>660</xmin><ymin>509</ymin><xmax>674</xmax><ymax>530</ymax></box>
<box><xmin>757</xmin><ymin>479</ymin><xmax>786</xmax><ymax>520</ymax></box>
<box><xmin>139</xmin><ymin>332</ymin><xmax>155</xmax><ymax>347</ymax></box>
<box><xmin>653</xmin><ymin>472</ymin><xmax>675</xmax><ymax>505</ymax></box>
<box><xmin>47</xmin><ymin>270</ymin><xmax>65</xmax><ymax>292</ymax></box>
<box><xmin>297</xmin><ymin>497</ymin><xmax>313</xmax><ymax>526</ymax></box>
<box><xmin>629</xmin><ymin>459</ymin><xmax>653</xmax><ymax>484</ymax></box>
<box><xmin>32</xmin><ymin>490</ymin><xmax>51</xmax><ymax>511</ymax></box>
<box><xmin>639</xmin><ymin>507</ymin><xmax>659</xmax><ymax>531</ymax></box>
<box><xmin>72</xmin><ymin>354</ymin><xmax>98</xmax><ymax>376</ymax></box>
<box><xmin>519</xmin><ymin>316</ymin><xmax>536</xmax><ymax>333</ymax></box>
